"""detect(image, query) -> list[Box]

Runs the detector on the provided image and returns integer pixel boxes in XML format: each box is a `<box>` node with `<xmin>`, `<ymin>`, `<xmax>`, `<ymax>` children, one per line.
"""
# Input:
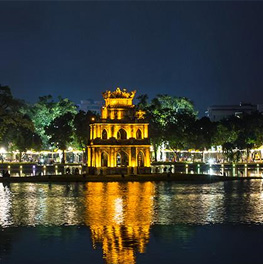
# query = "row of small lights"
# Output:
<box><xmin>6</xmin><ymin>165</ymin><xmax>83</xmax><ymax>175</ymax></box>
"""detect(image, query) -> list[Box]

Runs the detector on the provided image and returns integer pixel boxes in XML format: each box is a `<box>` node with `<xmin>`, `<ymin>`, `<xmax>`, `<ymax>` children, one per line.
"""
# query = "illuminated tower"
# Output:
<box><xmin>87</xmin><ymin>87</ymin><xmax>151</xmax><ymax>175</ymax></box>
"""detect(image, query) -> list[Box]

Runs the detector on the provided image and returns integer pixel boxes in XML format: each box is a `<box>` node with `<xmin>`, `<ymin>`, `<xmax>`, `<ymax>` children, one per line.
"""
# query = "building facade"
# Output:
<box><xmin>78</xmin><ymin>99</ymin><xmax>103</xmax><ymax>113</ymax></box>
<box><xmin>207</xmin><ymin>103</ymin><xmax>259</xmax><ymax>122</ymax></box>
<box><xmin>87</xmin><ymin>87</ymin><xmax>151</xmax><ymax>175</ymax></box>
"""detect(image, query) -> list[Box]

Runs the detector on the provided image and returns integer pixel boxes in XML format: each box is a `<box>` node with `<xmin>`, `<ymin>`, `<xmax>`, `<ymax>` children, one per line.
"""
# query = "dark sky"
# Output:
<box><xmin>1</xmin><ymin>1</ymin><xmax>263</xmax><ymax>116</ymax></box>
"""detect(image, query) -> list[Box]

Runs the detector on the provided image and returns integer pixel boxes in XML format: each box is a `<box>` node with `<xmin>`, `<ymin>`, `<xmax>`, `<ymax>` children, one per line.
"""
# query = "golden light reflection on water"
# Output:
<box><xmin>2</xmin><ymin>181</ymin><xmax>263</xmax><ymax>263</ymax></box>
<box><xmin>84</xmin><ymin>182</ymin><xmax>155</xmax><ymax>264</ymax></box>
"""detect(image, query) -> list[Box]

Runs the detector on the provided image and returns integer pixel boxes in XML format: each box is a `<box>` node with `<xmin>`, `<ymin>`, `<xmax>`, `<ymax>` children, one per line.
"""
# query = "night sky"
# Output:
<box><xmin>1</xmin><ymin>1</ymin><xmax>263</xmax><ymax>116</ymax></box>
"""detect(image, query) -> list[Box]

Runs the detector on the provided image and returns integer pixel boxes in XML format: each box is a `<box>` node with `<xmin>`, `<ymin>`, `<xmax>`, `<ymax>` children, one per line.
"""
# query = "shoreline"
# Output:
<box><xmin>0</xmin><ymin>173</ymin><xmax>262</xmax><ymax>183</ymax></box>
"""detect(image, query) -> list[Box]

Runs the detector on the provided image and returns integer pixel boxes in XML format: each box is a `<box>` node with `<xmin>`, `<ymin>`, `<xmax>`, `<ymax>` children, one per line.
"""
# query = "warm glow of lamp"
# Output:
<box><xmin>0</xmin><ymin>147</ymin><xmax>6</xmax><ymax>154</ymax></box>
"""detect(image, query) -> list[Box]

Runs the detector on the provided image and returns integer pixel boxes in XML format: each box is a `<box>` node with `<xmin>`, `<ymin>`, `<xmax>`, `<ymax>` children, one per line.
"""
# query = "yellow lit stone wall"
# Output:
<box><xmin>90</xmin><ymin>123</ymin><xmax>148</xmax><ymax>140</ymax></box>
<box><xmin>102</xmin><ymin>106</ymin><xmax>134</xmax><ymax>120</ymax></box>
<box><xmin>87</xmin><ymin>146</ymin><xmax>151</xmax><ymax>168</ymax></box>
<box><xmin>104</xmin><ymin>98</ymin><xmax>133</xmax><ymax>107</ymax></box>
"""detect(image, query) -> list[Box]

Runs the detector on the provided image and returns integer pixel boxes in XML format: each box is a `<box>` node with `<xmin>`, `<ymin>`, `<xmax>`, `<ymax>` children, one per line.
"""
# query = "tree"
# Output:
<box><xmin>148</xmin><ymin>111</ymin><xmax>164</xmax><ymax>161</ymax></box>
<box><xmin>27</xmin><ymin>96</ymin><xmax>77</xmax><ymax>148</ymax></box>
<box><xmin>233</xmin><ymin>113</ymin><xmax>263</xmax><ymax>162</ymax></box>
<box><xmin>8</xmin><ymin>127</ymin><xmax>42</xmax><ymax>162</ymax></box>
<box><xmin>137</xmin><ymin>94</ymin><xmax>149</xmax><ymax>109</ymax></box>
<box><xmin>212</xmin><ymin>121</ymin><xmax>238</xmax><ymax>162</ymax></box>
<box><xmin>254</xmin><ymin>117</ymin><xmax>263</xmax><ymax>148</ymax></box>
<box><xmin>137</xmin><ymin>94</ymin><xmax>198</xmax><ymax>161</ymax></box>
<box><xmin>186</xmin><ymin>117</ymin><xmax>216</xmax><ymax>161</ymax></box>
<box><xmin>45</xmin><ymin>112</ymin><xmax>75</xmax><ymax>163</ymax></box>
<box><xmin>0</xmin><ymin>85</ymin><xmax>37</xmax><ymax>156</ymax></box>
<box><xmin>165</xmin><ymin>112</ymin><xmax>196</xmax><ymax>161</ymax></box>
<box><xmin>73</xmin><ymin>110</ymin><xmax>97</xmax><ymax>163</ymax></box>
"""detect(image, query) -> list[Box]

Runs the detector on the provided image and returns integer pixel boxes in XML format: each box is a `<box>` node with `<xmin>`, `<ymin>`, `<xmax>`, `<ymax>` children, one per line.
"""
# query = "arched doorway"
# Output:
<box><xmin>137</xmin><ymin>151</ymin><xmax>144</xmax><ymax>167</ymax></box>
<box><xmin>102</xmin><ymin>129</ymin><xmax>107</xmax><ymax>139</ymax></box>
<box><xmin>101</xmin><ymin>152</ymin><xmax>108</xmax><ymax>167</ymax></box>
<box><xmin>116</xmin><ymin>151</ymin><xmax>129</xmax><ymax>167</ymax></box>
<box><xmin>136</xmin><ymin>129</ymin><xmax>142</xmax><ymax>139</ymax></box>
<box><xmin>117</xmin><ymin>129</ymin><xmax>127</xmax><ymax>140</ymax></box>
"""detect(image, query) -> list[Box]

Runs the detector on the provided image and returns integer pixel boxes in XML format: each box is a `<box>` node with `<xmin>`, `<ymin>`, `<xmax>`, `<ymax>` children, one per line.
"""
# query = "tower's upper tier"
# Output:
<box><xmin>102</xmin><ymin>87</ymin><xmax>136</xmax><ymax>108</ymax></box>
<box><xmin>100</xmin><ymin>87</ymin><xmax>145</xmax><ymax>121</ymax></box>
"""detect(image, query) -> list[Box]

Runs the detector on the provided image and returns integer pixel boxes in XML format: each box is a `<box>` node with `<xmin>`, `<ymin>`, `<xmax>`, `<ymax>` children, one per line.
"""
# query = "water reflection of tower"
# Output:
<box><xmin>84</xmin><ymin>182</ymin><xmax>155</xmax><ymax>264</ymax></box>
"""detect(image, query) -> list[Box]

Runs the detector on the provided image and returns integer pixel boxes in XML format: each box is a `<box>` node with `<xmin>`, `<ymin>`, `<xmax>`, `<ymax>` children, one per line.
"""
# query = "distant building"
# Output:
<box><xmin>78</xmin><ymin>99</ymin><xmax>103</xmax><ymax>113</ymax></box>
<box><xmin>206</xmin><ymin>103</ymin><xmax>261</xmax><ymax>122</ymax></box>
<box><xmin>257</xmin><ymin>104</ymin><xmax>263</xmax><ymax>113</ymax></box>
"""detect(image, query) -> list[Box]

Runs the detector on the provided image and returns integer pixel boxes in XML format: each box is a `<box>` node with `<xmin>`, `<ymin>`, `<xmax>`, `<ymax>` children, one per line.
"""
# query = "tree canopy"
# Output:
<box><xmin>45</xmin><ymin>112</ymin><xmax>75</xmax><ymax>163</ymax></box>
<box><xmin>137</xmin><ymin>94</ymin><xmax>198</xmax><ymax>160</ymax></box>
<box><xmin>27</xmin><ymin>95</ymin><xmax>77</xmax><ymax>148</ymax></box>
<box><xmin>0</xmin><ymin>85</ymin><xmax>36</xmax><ymax>152</ymax></box>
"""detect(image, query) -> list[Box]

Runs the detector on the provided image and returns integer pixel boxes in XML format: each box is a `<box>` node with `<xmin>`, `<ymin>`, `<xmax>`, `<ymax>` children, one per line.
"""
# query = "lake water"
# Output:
<box><xmin>1</xmin><ymin>180</ymin><xmax>263</xmax><ymax>264</ymax></box>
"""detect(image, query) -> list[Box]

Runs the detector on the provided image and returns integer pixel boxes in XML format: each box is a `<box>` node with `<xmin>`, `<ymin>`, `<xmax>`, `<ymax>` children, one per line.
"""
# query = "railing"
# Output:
<box><xmin>0</xmin><ymin>163</ymin><xmax>86</xmax><ymax>177</ymax></box>
<box><xmin>151</xmin><ymin>163</ymin><xmax>263</xmax><ymax>177</ymax></box>
<box><xmin>1</xmin><ymin>162</ymin><xmax>263</xmax><ymax>177</ymax></box>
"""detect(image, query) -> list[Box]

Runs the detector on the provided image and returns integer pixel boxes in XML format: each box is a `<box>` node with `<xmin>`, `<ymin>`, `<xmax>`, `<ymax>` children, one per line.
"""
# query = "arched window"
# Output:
<box><xmin>117</xmin><ymin>128</ymin><xmax>127</xmax><ymax>140</ymax></box>
<box><xmin>102</xmin><ymin>129</ymin><xmax>107</xmax><ymax>139</ymax></box>
<box><xmin>101</xmin><ymin>152</ymin><xmax>108</xmax><ymax>167</ymax></box>
<box><xmin>116</xmin><ymin>151</ymin><xmax>129</xmax><ymax>167</ymax></box>
<box><xmin>137</xmin><ymin>151</ymin><xmax>144</xmax><ymax>167</ymax></box>
<box><xmin>136</xmin><ymin>129</ymin><xmax>142</xmax><ymax>139</ymax></box>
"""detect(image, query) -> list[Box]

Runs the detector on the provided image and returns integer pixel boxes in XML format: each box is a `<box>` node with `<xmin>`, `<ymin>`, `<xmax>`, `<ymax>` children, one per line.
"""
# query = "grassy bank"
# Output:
<box><xmin>0</xmin><ymin>173</ymin><xmax>262</xmax><ymax>183</ymax></box>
